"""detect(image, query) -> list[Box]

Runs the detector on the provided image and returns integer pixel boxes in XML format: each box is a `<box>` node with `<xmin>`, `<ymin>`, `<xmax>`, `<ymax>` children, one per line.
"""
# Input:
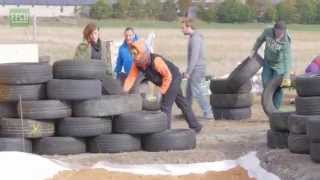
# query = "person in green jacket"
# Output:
<box><xmin>251</xmin><ymin>20</ymin><xmax>293</xmax><ymax>109</ymax></box>
<box><xmin>74</xmin><ymin>22</ymin><xmax>112</xmax><ymax>75</ymax></box>
<box><xmin>74</xmin><ymin>22</ymin><xmax>102</xmax><ymax>60</ymax></box>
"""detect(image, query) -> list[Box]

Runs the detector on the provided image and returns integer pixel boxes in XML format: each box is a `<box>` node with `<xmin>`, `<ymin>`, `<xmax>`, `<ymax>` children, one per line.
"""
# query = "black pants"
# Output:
<box><xmin>160</xmin><ymin>77</ymin><xmax>201</xmax><ymax>130</ymax></box>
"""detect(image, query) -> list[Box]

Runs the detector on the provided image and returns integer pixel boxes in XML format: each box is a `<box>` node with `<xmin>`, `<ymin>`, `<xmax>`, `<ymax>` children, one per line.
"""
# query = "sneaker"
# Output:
<box><xmin>203</xmin><ymin>113</ymin><xmax>215</xmax><ymax>120</ymax></box>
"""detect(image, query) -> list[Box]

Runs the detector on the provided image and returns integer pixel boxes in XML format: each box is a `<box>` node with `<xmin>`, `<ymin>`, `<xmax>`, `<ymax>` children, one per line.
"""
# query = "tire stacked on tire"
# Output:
<box><xmin>261</xmin><ymin>75</ymin><xmax>294</xmax><ymax>149</ymax></box>
<box><xmin>0</xmin><ymin>62</ymin><xmax>53</xmax><ymax>153</ymax></box>
<box><xmin>210</xmin><ymin>79</ymin><xmax>253</xmax><ymax>120</ymax></box>
<box><xmin>210</xmin><ymin>54</ymin><xmax>263</xmax><ymax>120</ymax></box>
<box><xmin>0</xmin><ymin>60</ymin><xmax>197</xmax><ymax>155</ymax></box>
<box><xmin>295</xmin><ymin>74</ymin><xmax>320</xmax><ymax>162</ymax></box>
<box><xmin>30</xmin><ymin>60</ymin><xmax>107</xmax><ymax>155</ymax></box>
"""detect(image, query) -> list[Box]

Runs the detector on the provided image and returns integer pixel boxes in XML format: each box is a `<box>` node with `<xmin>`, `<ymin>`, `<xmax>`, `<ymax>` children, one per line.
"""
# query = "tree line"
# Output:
<box><xmin>89</xmin><ymin>0</ymin><xmax>320</xmax><ymax>24</ymax></box>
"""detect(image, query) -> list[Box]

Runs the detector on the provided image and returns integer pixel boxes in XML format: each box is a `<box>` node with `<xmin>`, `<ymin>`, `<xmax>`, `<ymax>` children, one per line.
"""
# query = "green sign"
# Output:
<box><xmin>9</xmin><ymin>8</ymin><xmax>30</xmax><ymax>27</ymax></box>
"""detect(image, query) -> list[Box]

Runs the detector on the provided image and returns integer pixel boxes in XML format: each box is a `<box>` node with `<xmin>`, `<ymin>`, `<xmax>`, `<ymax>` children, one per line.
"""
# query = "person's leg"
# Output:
<box><xmin>273</xmin><ymin>71</ymin><xmax>283</xmax><ymax>109</ymax></box>
<box><xmin>186</xmin><ymin>77</ymin><xmax>193</xmax><ymax>105</ymax></box>
<box><xmin>189</xmin><ymin>70</ymin><xmax>213</xmax><ymax>118</ymax></box>
<box><xmin>161</xmin><ymin>79</ymin><xmax>180</xmax><ymax>129</ymax></box>
<box><xmin>262</xmin><ymin>63</ymin><xmax>273</xmax><ymax>88</ymax></box>
<box><xmin>262</xmin><ymin>64</ymin><xmax>283</xmax><ymax>109</ymax></box>
<box><xmin>175</xmin><ymin>85</ymin><xmax>202</xmax><ymax>132</ymax></box>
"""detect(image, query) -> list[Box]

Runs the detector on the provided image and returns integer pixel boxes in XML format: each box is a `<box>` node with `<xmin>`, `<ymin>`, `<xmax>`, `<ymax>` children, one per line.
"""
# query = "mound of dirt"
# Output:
<box><xmin>51</xmin><ymin>166</ymin><xmax>254</xmax><ymax>180</ymax></box>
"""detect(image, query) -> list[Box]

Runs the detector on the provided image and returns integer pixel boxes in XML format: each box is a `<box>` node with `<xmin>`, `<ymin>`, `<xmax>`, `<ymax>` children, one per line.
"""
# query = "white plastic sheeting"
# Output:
<box><xmin>0</xmin><ymin>151</ymin><xmax>279</xmax><ymax>180</ymax></box>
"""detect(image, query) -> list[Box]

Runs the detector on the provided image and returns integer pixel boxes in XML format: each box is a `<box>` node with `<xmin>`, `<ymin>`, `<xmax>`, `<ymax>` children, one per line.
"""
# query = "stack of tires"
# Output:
<box><xmin>295</xmin><ymin>74</ymin><xmax>320</xmax><ymax>162</ymax></box>
<box><xmin>262</xmin><ymin>76</ymin><xmax>294</xmax><ymax>149</ymax></box>
<box><xmin>210</xmin><ymin>54</ymin><xmax>263</xmax><ymax>120</ymax></box>
<box><xmin>0</xmin><ymin>62</ymin><xmax>53</xmax><ymax>153</ymax></box>
<box><xmin>0</xmin><ymin>60</ymin><xmax>197</xmax><ymax>155</ymax></box>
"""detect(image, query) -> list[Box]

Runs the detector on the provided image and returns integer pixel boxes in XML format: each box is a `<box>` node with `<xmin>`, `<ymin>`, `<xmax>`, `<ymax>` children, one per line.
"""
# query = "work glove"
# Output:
<box><xmin>280</xmin><ymin>77</ymin><xmax>291</xmax><ymax>88</ymax></box>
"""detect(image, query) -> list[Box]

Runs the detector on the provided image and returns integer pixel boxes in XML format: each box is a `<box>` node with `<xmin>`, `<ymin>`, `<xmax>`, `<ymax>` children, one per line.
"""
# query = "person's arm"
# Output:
<box><xmin>74</xmin><ymin>42</ymin><xmax>90</xmax><ymax>60</ymax></box>
<box><xmin>154</xmin><ymin>57</ymin><xmax>173</xmax><ymax>94</ymax></box>
<box><xmin>114</xmin><ymin>49</ymin><xmax>124</xmax><ymax>79</ymax></box>
<box><xmin>186</xmin><ymin>35</ymin><xmax>201</xmax><ymax>75</ymax></box>
<box><xmin>123</xmin><ymin>64</ymin><xmax>139</xmax><ymax>92</ymax></box>
<box><xmin>253</xmin><ymin>29</ymin><xmax>267</xmax><ymax>52</ymax></box>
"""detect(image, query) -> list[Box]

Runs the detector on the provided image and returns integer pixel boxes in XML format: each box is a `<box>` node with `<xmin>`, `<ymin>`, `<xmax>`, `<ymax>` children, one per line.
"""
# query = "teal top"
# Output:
<box><xmin>253</xmin><ymin>27</ymin><xmax>293</xmax><ymax>76</ymax></box>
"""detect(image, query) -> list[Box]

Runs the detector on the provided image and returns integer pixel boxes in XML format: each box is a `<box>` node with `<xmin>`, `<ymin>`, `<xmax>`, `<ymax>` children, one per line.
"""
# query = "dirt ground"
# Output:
<box><xmin>45</xmin><ymin>96</ymin><xmax>320</xmax><ymax>180</ymax></box>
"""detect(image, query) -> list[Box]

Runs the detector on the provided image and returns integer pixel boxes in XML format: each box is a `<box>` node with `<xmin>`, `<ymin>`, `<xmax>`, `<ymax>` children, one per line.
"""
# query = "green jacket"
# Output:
<box><xmin>74</xmin><ymin>41</ymin><xmax>91</xmax><ymax>61</ymax></box>
<box><xmin>253</xmin><ymin>27</ymin><xmax>293</xmax><ymax>76</ymax></box>
<box><xmin>74</xmin><ymin>41</ymin><xmax>113</xmax><ymax>76</ymax></box>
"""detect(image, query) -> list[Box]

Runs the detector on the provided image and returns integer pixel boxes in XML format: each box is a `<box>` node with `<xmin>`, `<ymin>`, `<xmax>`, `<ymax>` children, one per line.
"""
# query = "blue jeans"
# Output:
<box><xmin>186</xmin><ymin>69</ymin><xmax>213</xmax><ymax>116</ymax></box>
<box><xmin>262</xmin><ymin>63</ymin><xmax>283</xmax><ymax>109</ymax></box>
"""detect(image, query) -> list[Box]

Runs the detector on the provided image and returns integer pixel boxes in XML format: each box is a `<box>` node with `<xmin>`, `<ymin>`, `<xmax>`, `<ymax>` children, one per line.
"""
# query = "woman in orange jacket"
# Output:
<box><xmin>123</xmin><ymin>40</ymin><xmax>202</xmax><ymax>133</ymax></box>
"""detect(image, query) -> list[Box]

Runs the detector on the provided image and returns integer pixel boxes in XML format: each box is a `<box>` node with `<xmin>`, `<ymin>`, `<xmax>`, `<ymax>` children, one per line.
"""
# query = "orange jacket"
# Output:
<box><xmin>123</xmin><ymin>40</ymin><xmax>172</xmax><ymax>94</ymax></box>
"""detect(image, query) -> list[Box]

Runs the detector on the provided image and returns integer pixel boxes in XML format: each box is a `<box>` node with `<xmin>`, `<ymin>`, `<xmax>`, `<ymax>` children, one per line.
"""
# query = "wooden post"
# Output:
<box><xmin>32</xmin><ymin>15</ymin><xmax>37</xmax><ymax>41</ymax></box>
<box><xmin>102</xmin><ymin>40</ymin><xmax>115</xmax><ymax>76</ymax></box>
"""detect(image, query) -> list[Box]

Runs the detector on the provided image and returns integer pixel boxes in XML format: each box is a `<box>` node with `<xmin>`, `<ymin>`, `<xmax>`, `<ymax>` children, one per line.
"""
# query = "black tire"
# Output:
<box><xmin>310</xmin><ymin>142</ymin><xmax>320</xmax><ymax>163</ymax></box>
<box><xmin>88</xmin><ymin>134</ymin><xmax>141</xmax><ymax>153</ymax></box>
<box><xmin>288</xmin><ymin>114</ymin><xmax>311</xmax><ymax>134</ymax></box>
<box><xmin>101</xmin><ymin>76</ymin><xmax>124</xmax><ymax>95</ymax></box>
<box><xmin>53</xmin><ymin>59</ymin><xmax>107</xmax><ymax>80</ymax></box>
<box><xmin>296</xmin><ymin>74</ymin><xmax>320</xmax><ymax>97</ymax></box>
<box><xmin>213</xmin><ymin>107</ymin><xmax>251</xmax><ymax>120</ymax></box>
<box><xmin>0</xmin><ymin>63</ymin><xmax>52</xmax><ymax>85</ymax></box>
<box><xmin>33</xmin><ymin>137</ymin><xmax>86</xmax><ymax>155</ymax></box>
<box><xmin>142</xmin><ymin>129</ymin><xmax>196</xmax><ymax>152</ymax></box>
<box><xmin>261</xmin><ymin>75</ymin><xmax>283</xmax><ymax>117</ymax></box>
<box><xmin>114</xmin><ymin>111</ymin><xmax>167</xmax><ymax>134</ymax></box>
<box><xmin>269</xmin><ymin>111</ymin><xmax>294</xmax><ymax>132</ymax></box>
<box><xmin>0</xmin><ymin>138</ymin><xmax>32</xmax><ymax>152</ymax></box>
<box><xmin>57</xmin><ymin>117</ymin><xmax>112</xmax><ymax>137</ymax></box>
<box><xmin>0</xmin><ymin>84</ymin><xmax>46</xmax><ymax>102</ymax></box>
<box><xmin>210</xmin><ymin>93</ymin><xmax>253</xmax><ymax>108</ymax></box>
<box><xmin>47</xmin><ymin>79</ymin><xmax>102</xmax><ymax>100</ymax></box>
<box><xmin>0</xmin><ymin>118</ymin><xmax>54</xmax><ymax>138</ymax></box>
<box><xmin>227</xmin><ymin>54</ymin><xmax>263</xmax><ymax>92</ymax></box>
<box><xmin>0</xmin><ymin>102</ymin><xmax>18</xmax><ymax>118</ymax></box>
<box><xmin>73</xmin><ymin>94</ymin><xmax>142</xmax><ymax>117</ymax></box>
<box><xmin>307</xmin><ymin>118</ymin><xmax>320</xmax><ymax>142</ymax></box>
<box><xmin>288</xmin><ymin>134</ymin><xmax>309</xmax><ymax>154</ymax></box>
<box><xmin>17</xmin><ymin>100</ymin><xmax>71</xmax><ymax>120</ymax></box>
<box><xmin>210</xmin><ymin>79</ymin><xmax>252</xmax><ymax>94</ymax></box>
<box><xmin>296</xmin><ymin>96</ymin><xmax>320</xmax><ymax>115</ymax></box>
<box><xmin>267</xmin><ymin>130</ymin><xmax>289</xmax><ymax>149</ymax></box>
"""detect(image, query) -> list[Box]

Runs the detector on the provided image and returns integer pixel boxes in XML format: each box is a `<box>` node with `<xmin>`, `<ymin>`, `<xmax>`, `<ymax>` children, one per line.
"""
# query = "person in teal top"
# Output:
<box><xmin>251</xmin><ymin>20</ymin><xmax>293</xmax><ymax>109</ymax></box>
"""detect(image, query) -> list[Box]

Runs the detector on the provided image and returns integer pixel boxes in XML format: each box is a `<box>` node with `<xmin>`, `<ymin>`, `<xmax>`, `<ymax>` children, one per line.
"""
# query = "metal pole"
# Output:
<box><xmin>19</xmin><ymin>95</ymin><xmax>25</xmax><ymax>152</ymax></box>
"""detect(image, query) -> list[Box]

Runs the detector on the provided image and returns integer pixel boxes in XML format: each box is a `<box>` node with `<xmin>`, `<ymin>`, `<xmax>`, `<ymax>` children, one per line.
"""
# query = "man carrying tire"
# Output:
<box><xmin>251</xmin><ymin>20</ymin><xmax>293</xmax><ymax>109</ymax></box>
<box><xmin>123</xmin><ymin>40</ymin><xmax>202</xmax><ymax>133</ymax></box>
<box><xmin>181</xmin><ymin>17</ymin><xmax>214</xmax><ymax>120</ymax></box>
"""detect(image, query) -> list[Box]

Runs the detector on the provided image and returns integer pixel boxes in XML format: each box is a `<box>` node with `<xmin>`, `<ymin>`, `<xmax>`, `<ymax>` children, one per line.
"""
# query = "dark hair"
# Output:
<box><xmin>124</xmin><ymin>27</ymin><xmax>135</xmax><ymax>33</ymax></box>
<box><xmin>181</xmin><ymin>17</ymin><xmax>195</xmax><ymax>29</ymax></box>
<box><xmin>274</xmin><ymin>20</ymin><xmax>286</xmax><ymax>30</ymax></box>
<box><xmin>83</xmin><ymin>22</ymin><xmax>97</xmax><ymax>42</ymax></box>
